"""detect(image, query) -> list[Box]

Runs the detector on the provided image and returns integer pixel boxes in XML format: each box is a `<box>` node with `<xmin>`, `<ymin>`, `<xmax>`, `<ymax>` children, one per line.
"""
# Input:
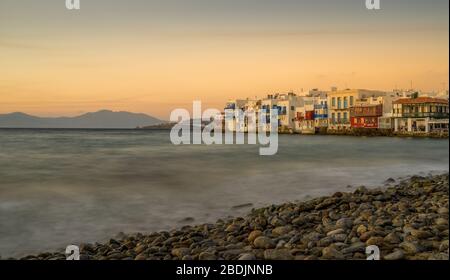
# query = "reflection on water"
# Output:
<box><xmin>0</xmin><ymin>129</ymin><xmax>448</xmax><ymax>257</ymax></box>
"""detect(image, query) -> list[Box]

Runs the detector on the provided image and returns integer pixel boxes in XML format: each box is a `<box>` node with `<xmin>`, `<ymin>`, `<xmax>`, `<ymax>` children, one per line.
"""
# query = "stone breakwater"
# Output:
<box><xmin>18</xmin><ymin>173</ymin><xmax>449</xmax><ymax>260</ymax></box>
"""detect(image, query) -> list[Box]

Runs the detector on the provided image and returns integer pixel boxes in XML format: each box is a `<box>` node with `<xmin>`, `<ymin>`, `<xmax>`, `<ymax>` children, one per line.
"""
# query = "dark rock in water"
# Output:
<box><xmin>385</xmin><ymin>178</ymin><xmax>396</xmax><ymax>184</ymax></box>
<box><xmin>115</xmin><ymin>232</ymin><xmax>127</xmax><ymax>240</ymax></box>
<box><xmin>179</xmin><ymin>217</ymin><xmax>195</xmax><ymax>223</ymax></box>
<box><xmin>231</xmin><ymin>203</ymin><xmax>254</xmax><ymax>210</ymax></box>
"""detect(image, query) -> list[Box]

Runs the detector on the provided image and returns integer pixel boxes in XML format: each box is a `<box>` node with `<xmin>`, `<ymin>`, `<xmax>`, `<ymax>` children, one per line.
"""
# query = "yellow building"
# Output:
<box><xmin>327</xmin><ymin>89</ymin><xmax>386</xmax><ymax>130</ymax></box>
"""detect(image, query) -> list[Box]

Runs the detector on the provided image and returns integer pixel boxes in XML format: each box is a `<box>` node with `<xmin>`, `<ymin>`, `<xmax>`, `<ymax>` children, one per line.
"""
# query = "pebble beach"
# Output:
<box><xmin>14</xmin><ymin>173</ymin><xmax>449</xmax><ymax>261</ymax></box>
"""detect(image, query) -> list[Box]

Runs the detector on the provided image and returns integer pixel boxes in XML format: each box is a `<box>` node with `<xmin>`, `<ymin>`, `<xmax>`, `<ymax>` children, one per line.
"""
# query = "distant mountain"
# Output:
<box><xmin>139</xmin><ymin>119</ymin><xmax>209</xmax><ymax>130</ymax></box>
<box><xmin>0</xmin><ymin>110</ymin><xmax>165</xmax><ymax>128</ymax></box>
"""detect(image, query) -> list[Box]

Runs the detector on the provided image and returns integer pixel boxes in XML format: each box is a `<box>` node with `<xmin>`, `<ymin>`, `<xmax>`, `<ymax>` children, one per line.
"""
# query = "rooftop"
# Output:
<box><xmin>393</xmin><ymin>97</ymin><xmax>448</xmax><ymax>105</ymax></box>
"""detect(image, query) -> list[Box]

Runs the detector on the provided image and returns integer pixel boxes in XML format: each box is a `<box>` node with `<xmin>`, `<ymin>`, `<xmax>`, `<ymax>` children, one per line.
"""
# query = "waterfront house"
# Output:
<box><xmin>294</xmin><ymin>91</ymin><xmax>327</xmax><ymax>134</ymax></box>
<box><xmin>275</xmin><ymin>92</ymin><xmax>299</xmax><ymax>133</ymax></box>
<box><xmin>224</xmin><ymin>99</ymin><xmax>247</xmax><ymax>132</ymax></box>
<box><xmin>259</xmin><ymin>92</ymin><xmax>300</xmax><ymax>133</ymax></box>
<box><xmin>350</xmin><ymin>94</ymin><xmax>397</xmax><ymax>129</ymax></box>
<box><xmin>244</xmin><ymin>99</ymin><xmax>261</xmax><ymax>132</ymax></box>
<box><xmin>295</xmin><ymin>96</ymin><xmax>315</xmax><ymax>134</ymax></box>
<box><xmin>327</xmin><ymin>89</ymin><xmax>386</xmax><ymax>131</ymax></box>
<box><xmin>392</xmin><ymin>97</ymin><xmax>449</xmax><ymax>134</ymax></box>
<box><xmin>350</xmin><ymin>104</ymin><xmax>382</xmax><ymax>128</ymax></box>
<box><xmin>260</xmin><ymin>95</ymin><xmax>278</xmax><ymax>132</ymax></box>
<box><xmin>313</xmin><ymin>93</ymin><xmax>328</xmax><ymax>132</ymax></box>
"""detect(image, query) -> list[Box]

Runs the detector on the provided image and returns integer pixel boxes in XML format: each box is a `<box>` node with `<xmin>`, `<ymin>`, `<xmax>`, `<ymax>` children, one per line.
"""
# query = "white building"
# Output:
<box><xmin>224</xmin><ymin>99</ymin><xmax>247</xmax><ymax>132</ymax></box>
<box><xmin>392</xmin><ymin>97</ymin><xmax>449</xmax><ymax>134</ymax></box>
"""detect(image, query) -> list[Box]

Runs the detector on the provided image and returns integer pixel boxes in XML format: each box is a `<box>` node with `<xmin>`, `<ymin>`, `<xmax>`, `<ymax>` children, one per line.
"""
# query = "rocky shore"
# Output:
<box><xmin>324</xmin><ymin>128</ymin><xmax>448</xmax><ymax>138</ymax></box>
<box><xmin>18</xmin><ymin>173</ymin><xmax>449</xmax><ymax>260</ymax></box>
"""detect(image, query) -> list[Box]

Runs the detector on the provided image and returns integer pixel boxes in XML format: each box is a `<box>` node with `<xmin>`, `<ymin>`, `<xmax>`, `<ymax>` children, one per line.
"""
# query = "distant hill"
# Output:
<box><xmin>0</xmin><ymin>110</ymin><xmax>165</xmax><ymax>129</ymax></box>
<box><xmin>139</xmin><ymin>119</ymin><xmax>209</xmax><ymax>130</ymax></box>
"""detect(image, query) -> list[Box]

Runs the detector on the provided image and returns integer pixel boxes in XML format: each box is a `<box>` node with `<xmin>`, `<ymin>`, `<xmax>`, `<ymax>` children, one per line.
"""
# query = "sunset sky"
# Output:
<box><xmin>0</xmin><ymin>0</ymin><xmax>448</xmax><ymax>119</ymax></box>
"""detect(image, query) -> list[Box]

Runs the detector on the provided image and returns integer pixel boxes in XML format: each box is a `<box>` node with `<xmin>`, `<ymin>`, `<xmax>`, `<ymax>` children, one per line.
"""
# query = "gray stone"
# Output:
<box><xmin>253</xmin><ymin>236</ymin><xmax>276</xmax><ymax>249</ymax></box>
<box><xmin>263</xmin><ymin>249</ymin><xmax>294</xmax><ymax>260</ymax></box>
<box><xmin>383</xmin><ymin>250</ymin><xmax>405</xmax><ymax>260</ymax></box>
<box><xmin>322</xmin><ymin>246</ymin><xmax>344</xmax><ymax>260</ymax></box>
<box><xmin>341</xmin><ymin>242</ymin><xmax>366</xmax><ymax>254</ymax></box>
<box><xmin>198</xmin><ymin>252</ymin><xmax>217</xmax><ymax>260</ymax></box>
<box><xmin>399</xmin><ymin>242</ymin><xmax>422</xmax><ymax>254</ymax></box>
<box><xmin>384</xmin><ymin>232</ymin><xmax>401</xmax><ymax>244</ymax></box>
<box><xmin>238</xmin><ymin>253</ymin><xmax>256</xmax><ymax>260</ymax></box>
<box><xmin>272</xmin><ymin>226</ymin><xmax>292</xmax><ymax>237</ymax></box>
<box><xmin>336</xmin><ymin>218</ymin><xmax>353</xmax><ymax>229</ymax></box>
<box><xmin>327</xmin><ymin>228</ymin><xmax>345</xmax><ymax>236</ymax></box>
<box><xmin>171</xmin><ymin>247</ymin><xmax>190</xmax><ymax>258</ymax></box>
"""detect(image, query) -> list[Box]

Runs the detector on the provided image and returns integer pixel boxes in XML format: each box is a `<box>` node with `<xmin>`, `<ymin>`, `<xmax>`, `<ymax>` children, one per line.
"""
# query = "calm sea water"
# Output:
<box><xmin>0</xmin><ymin>129</ymin><xmax>448</xmax><ymax>257</ymax></box>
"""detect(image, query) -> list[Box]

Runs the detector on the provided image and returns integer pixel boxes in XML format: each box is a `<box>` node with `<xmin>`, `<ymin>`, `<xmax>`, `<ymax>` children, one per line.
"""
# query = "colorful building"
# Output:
<box><xmin>350</xmin><ymin>95</ymin><xmax>396</xmax><ymax>129</ymax></box>
<box><xmin>313</xmin><ymin>95</ymin><xmax>328</xmax><ymax>132</ymax></box>
<box><xmin>295</xmin><ymin>96</ymin><xmax>315</xmax><ymax>134</ymax></box>
<box><xmin>392</xmin><ymin>97</ymin><xmax>449</xmax><ymax>133</ymax></box>
<box><xmin>350</xmin><ymin>104</ymin><xmax>382</xmax><ymax>128</ymax></box>
<box><xmin>327</xmin><ymin>89</ymin><xmax>386</xmax><ymax>130</ymax></box>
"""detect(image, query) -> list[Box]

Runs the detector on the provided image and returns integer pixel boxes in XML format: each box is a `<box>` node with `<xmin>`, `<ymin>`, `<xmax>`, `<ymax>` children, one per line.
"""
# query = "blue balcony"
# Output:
<box><xmin>315</xmin><ymin>114</ymin><xmax>328</xmax><ymax>119</ymax></box>
<box><xmin>225</xmin><ymin>104</ymin><xmax>236</xmax><ymax>110</ymax></box>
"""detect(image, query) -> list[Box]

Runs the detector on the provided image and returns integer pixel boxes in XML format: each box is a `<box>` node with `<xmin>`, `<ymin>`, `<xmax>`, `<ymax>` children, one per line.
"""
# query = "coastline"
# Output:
<box><xmin>136</xmin><ymin>125</ymin><xmax>449</xmax><ymax>139</ymax></box>
<box><xmin>13</xmin><ymin>173</ymin><xmax>449</xmax><ymax>260</ymax></box>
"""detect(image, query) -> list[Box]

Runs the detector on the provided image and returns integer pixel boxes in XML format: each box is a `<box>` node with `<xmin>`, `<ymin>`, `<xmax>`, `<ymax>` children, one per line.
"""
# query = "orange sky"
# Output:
<box><xmin>0</xmin><ymin>0</ymin><xmax>448</xmax><ymax>120</ymax></box>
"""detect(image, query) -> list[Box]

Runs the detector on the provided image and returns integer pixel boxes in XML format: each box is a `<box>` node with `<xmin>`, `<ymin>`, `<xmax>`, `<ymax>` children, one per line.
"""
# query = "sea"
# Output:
<box><xmin>0</xmin><ymin>128</ymin><xmax>448</xmax><ymax>257</ymax></box>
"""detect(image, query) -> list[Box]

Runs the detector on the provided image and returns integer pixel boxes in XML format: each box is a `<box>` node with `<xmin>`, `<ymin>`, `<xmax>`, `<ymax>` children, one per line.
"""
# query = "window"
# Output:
<box><xmin>343</xmin><ymin>112</ymin><xmax>348</xmax><ymax>121</ymax></box>
<box><xmin>291</xmin><ymin>106</ymin><xmax>295</xmax><ymax>111</ymax></box>
<box><xmin>337</xmin><ymin>112</ymin><xmax>341</xmax><ymax>121</ymax></box>
<box><xmin>337</xmin><ymin>98</ymin><xmax>342</xmax><ymax>109</ymax></box>
<box><xmin>350</xmin><ymin>96</ymin><xmax>354</xmax><ymax>106</ymax></box>
<box><xmin>332</xmin><ymin>97</ymin><xmax>336</xmax><ymax>107</ymax></box>
<box><xmin>343</xmin><ymin>97</ymin><xmax>348</xmax><ymax>108</ymax></box>
<box><xmin>331</xmin><ymin>113</ymin><xmax>335</xmax><ymax>122</ymax></box>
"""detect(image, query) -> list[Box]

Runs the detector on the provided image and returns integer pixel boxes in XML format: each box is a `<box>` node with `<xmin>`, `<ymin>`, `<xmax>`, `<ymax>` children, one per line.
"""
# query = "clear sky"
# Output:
<box><xmin>0</xmin><ymin>0</ymin><xmax>448</xmax><ymax>119</ymax></box>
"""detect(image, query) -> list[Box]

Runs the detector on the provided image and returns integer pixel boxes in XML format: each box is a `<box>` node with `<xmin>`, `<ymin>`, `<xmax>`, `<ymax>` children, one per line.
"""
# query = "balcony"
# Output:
<box><xmin>315</xmin><ymin>114</ymin><xmax>328</xmax><ymax>119</ymax></box>
<box><xmin>330</xmin><ymin>119</ymin><xmax>350</xmax><ymax>125</ymax></box>
<box><xmin>224</xmin><ymin>104</ymin><xmax>236</xmax><ymax>110</ymax></box>
<box><xmin>401</xmin><ymin>112</ymin><xmax>449</xmax><ymax>118</ymax></box>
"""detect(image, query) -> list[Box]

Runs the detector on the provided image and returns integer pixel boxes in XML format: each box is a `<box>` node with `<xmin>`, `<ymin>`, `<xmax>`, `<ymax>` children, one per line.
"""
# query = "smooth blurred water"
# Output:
<box><xmin>0</xmin><ymin>129</ymin><xmax>448</xmax><ymax>257</ymax></box>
